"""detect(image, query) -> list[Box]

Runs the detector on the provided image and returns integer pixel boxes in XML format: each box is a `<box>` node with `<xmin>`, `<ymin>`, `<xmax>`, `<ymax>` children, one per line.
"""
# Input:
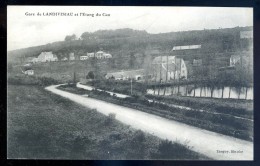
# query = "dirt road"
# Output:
<box><xmin>45</xmin><ymin>84</ymin><xmax>253</xmax><ymax>160</ymax></box>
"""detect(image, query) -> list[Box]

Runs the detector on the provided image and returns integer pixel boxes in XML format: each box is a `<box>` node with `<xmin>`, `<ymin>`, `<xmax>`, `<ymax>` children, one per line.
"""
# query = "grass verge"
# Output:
<box><xmin>7</xmin><ymin>85</ymin><xmax>207</xmax><ymax>159</ymax></box>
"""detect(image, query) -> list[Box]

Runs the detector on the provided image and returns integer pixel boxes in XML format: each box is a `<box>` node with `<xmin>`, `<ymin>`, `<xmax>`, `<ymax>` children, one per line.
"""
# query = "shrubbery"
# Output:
<box><xmin>151</xmin><ymin>139</ymin><xmax>196</xmax><ymax>159</ymax></box>
<box><xmin>104</xmin><ymin>113</ymin><xmax>116</xmax><ymax>125</ymax></box>
<box><xmin>8</xmin><ymin>74</ymin><xmax>60</xmax><ymax>86</ymax></box>
<box><xmin>87</xmin><ymin>79</ymin><xmax>147</xmax><ymax>96</ymax></box>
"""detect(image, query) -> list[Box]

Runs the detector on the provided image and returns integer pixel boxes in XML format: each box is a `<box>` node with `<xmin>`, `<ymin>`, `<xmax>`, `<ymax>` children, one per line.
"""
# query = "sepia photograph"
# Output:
<box><xmin>7</xmin><ymin>6</ymin><xmax>253</xmax><ymax>160</ymax></box>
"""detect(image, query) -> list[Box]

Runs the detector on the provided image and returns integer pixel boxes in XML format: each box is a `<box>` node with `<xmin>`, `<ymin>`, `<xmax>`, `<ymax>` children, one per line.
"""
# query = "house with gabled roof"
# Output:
<box><xmin>94</xmin><ymin>51</ymin><xmax>113</xmax><ymax>59</ymax></box>
<box><xmin>152</xmin><ymin>56</ymin><xmax>190</xmax><ymax>82</ymax></box>
<box><xmin>38</xmin><ymin>52</ymin><xmax>58</xmax><ymax>62</ymax></box>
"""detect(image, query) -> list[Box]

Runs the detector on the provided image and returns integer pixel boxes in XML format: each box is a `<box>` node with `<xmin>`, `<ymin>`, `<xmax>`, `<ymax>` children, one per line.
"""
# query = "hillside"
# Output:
<box><xmin>8</xmin><ymin>26</ymin><xmax>253</xmax><ymax>64</ymax></box>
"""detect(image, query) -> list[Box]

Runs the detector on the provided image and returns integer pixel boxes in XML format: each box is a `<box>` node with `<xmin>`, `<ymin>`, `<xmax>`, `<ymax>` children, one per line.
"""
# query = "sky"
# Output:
<box><xmin>7</xmin><ymin>6</ymin><xmax>253</xmax><ymax>51</ymax></box>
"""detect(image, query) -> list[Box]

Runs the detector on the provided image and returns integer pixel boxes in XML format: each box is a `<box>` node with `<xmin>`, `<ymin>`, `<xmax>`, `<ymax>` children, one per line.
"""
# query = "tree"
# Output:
<box><xmin>143</xmin><ymin>53</ymin><xmax>153</xmax><ymax>85</ymax></box>
<box><xmin>81</xmin><ymin>32</ymin><xmax>92</xmax><ymax>40</ymax></box>
<box><xmin>115</xmin><ymin>51</ymin><xmax>124</xmax><ymax>69</ymax></box>
<box><xmin>65</xmin><ymin>34</ymin><xmax>77</xmax><ymax>42</ymax></box>
<box><xmin>129</xmin><ymin>52</ymin><xmax>136</xmax><ymax>68</ymax></box>
<box><xmin>86</xmin><ymin>71</ymin><xmax>95</xmax><ymax>79</ymax></box>
<box><xmin>109</xmin><ymin>58</ymin><xmax>116</xmax><ymax>68</ymax></box>
<box><xmin>7</xmin><ymin>63</ymin><xmax>13</xmax><ymax>72</ymax></box>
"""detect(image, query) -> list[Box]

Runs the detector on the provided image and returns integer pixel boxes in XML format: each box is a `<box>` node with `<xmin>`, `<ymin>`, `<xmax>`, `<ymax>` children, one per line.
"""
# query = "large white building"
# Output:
<box><xmin>95</xmin><ymin>51</ymin><xmax>112</xmax><ymax>59</ymax></box>
<box><xmin>152</xmin><ymin>56</ymin><xmax>189</xmax><ymax>82</ymax></box>
<box><xmin>38</xmin><ymin>52</ymin><xmax>58</xmax><ymax>62</ymax></box>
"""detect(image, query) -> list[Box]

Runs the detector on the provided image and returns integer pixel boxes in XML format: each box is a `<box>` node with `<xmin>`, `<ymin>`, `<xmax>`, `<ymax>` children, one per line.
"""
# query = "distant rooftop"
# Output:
<box><xmin>152</xmin><ymin>56</ymin><xmax>175</xmax><ymax>64</ymax></box>
<box><xmin>172</xmin><ymin>45</ymin><xmax>201</xmax><ymax>51</ymax></box>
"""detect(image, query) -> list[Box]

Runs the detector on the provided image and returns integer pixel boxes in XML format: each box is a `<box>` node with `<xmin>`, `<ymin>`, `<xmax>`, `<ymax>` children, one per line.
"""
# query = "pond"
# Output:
<box><xmin>147</xmin><ymin>85</ymin><xmax>253</xmax><ymax>100</ymax></box>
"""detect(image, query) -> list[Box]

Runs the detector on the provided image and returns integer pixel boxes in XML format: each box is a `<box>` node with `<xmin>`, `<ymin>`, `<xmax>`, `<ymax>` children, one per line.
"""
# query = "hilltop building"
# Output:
<box><xmin>95</xmin><ymin>51</ymin><xmax>112</xmax><ymax>59</ymax></box>
<box><xmin>25</xmin><ymin>57</ymin><xmax>39</xmax><ymax>63</ymax></box>
<box><xmin>61</xmin><ymin>57</ymin><xmax>68</xmax><ymax>61</ymax></box>
<box><xmin>38</xmin><ymin>52</ymin><xmax>58</xmax><ymax>62</ymax></box>
<box><xmin>87</xmin><ymin>52</ymin><xmax>95</xmax><ymax>58</ymax></box>
<box><xmin>22</xmin><ymin>66</ymin><xmax>34</xmax><ymax>75</ymax></box>
<box><xmin>80</xmin><ymin>55</ymin><xmax>89</xmax><ymax>60</ymax></box>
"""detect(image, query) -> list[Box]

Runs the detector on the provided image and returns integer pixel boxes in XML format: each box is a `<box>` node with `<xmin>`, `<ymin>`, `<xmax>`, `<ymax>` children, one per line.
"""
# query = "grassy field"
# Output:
<box><xmin>10</xmin><ymin>60</ymin><xmax>121</xmax><ymax>83</ymax></box>
<box><xmin>7</xmin><ymin>85</ymin><xmax>207</xmax><ymax>159</ymax></box>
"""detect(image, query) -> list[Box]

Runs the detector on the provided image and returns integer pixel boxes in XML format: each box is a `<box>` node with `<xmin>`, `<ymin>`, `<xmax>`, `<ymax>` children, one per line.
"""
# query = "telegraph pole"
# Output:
<box><xmin>158</xmin><ymin>54</ymin><xmax>163</xmax><ymax>95</ymax></box>
<box><xmin>163</xmin><ymin>52</ymin><xmax>169</xmax><ymax>95</ymax></box>
<box><xmin>131</xmin><ymin>78</ymin><xmax>133</xmax><ymax>95</ymax></box>
<box><xmin>160</xmin><ymin>54</ymin><xmax>162</xmax><ymax>83</ymax></box>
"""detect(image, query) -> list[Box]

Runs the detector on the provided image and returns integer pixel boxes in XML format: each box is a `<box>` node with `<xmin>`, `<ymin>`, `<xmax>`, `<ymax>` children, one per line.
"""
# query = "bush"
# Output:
<box><xmin>105</xmin><ymin>113</ymin><xmax>116</xmax><ymax>125</ymax></box>
<box><xmin>132</xmin><ymin>130</ymin><xmax>146</xmax><ymax>143</ymax></box>
<box><xmin>151</xmin><ymin>139</ymin><xmax>193</xmax><ymax>159</ymax></box>
<box><xmin>38</xmin><ymin>76</ymin><xmax>60</xmax><ymax>86</ymax></box>
<box><xmin>8</xmin><ymin>74</ymin><xmax>60</xmax><ymax>86</ymax></box>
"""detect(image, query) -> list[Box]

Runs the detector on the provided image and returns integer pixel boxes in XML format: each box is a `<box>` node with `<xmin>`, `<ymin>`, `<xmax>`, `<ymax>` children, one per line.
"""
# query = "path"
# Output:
<box><xmin>45</xmin><ymin>84</ymin><xmax>253</xmax><ymax>160</ymax></box>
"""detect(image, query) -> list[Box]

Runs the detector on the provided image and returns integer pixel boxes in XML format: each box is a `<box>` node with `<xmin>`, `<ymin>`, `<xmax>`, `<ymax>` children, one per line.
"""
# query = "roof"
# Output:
<box><xmin>106</xmin><ymin>69</ymin><xmax>145</xmax><ymax>78</ymax></box>
<box><xmin>39</xmin><ymin>51</ymin><xmax>53</xmax><ymax>55</ymax></box>
<box><xmin>152</xmin><ymin>56</ymin><xmax>175</xmax><ymax>64</ymax></box>
<box><xmin>23</xmin><ymin>66</ymin><xmax>32</xmax><ymax>71</ymax></box>
<box><xmin>25</xmin><ymin>69</ymin><xmax>33</xmax><ymax>71</ymax></box>
<box><xmin>24</xmin><ymin>63</ymin><xmax>32</xmax><ymax>67</ymax></box>
<box><xmin>96</xmin><ymin>51</ymin><xmax>104</xmax><ymax>54</ymax></box>
<box><xmin>172</xmin><ymin>45</ymin><xmax>201</xmax><ymax>51</ymax></box>
<box><xmin>80</xmin><ymin>55</ymin><xmax>88</xmax><ymax>57</ymax></box>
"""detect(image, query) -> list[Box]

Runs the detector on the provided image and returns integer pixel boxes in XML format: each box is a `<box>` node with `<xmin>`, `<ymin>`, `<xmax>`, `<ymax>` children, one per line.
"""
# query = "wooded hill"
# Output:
<box><xmin>8</xmin><ymin>26</ymin><xmax>253</xmax><ymax>64</ymax></box>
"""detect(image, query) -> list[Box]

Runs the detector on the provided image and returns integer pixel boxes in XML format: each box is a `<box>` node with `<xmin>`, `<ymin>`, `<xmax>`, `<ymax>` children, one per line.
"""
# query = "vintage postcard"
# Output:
<box><xmin>7</xmin><ymin>6</ymin><xmax>253</xmax><ymax>160</ymax></box>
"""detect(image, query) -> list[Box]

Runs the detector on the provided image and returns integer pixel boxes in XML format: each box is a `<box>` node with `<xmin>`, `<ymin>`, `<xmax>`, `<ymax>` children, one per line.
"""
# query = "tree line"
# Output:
<box><xmin>8</xmin><ymin>26</ymin><xmax>252</xmax><ymax>64</ymax></box>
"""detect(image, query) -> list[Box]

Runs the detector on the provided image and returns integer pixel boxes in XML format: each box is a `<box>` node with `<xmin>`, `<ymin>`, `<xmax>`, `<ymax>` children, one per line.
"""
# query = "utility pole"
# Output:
<box><xmin>160</xmin><ymin>54</ymin><xmax>162</xmax><ymax>83</ymax></box>
<box><xmin>73</xmin><ymin>71</ymin><xmax>76</xmax><ymax>84</ymax></box>
<box><xmin>177</xmin><ymin>58</ymin><xmax>181</xmax><ymax>95</ymax></box>
<box><xmin>131</xmin><ymin>78</ymin><xmax>133</xmax><ymax>95</ymax></box>
<box><xmin>166</xmin><ymin>53</ymin><xmax>169</xmax><ymax>82</ymax></box>
<box><xmin>94</xmin><ymin>50</ymin><xmax>96</xmax><ymax>80</ymax></box>
<box><xmin>163</xmin><ymin>52</ymin><xmax>169</xmax><ymax>95</ymax></box>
